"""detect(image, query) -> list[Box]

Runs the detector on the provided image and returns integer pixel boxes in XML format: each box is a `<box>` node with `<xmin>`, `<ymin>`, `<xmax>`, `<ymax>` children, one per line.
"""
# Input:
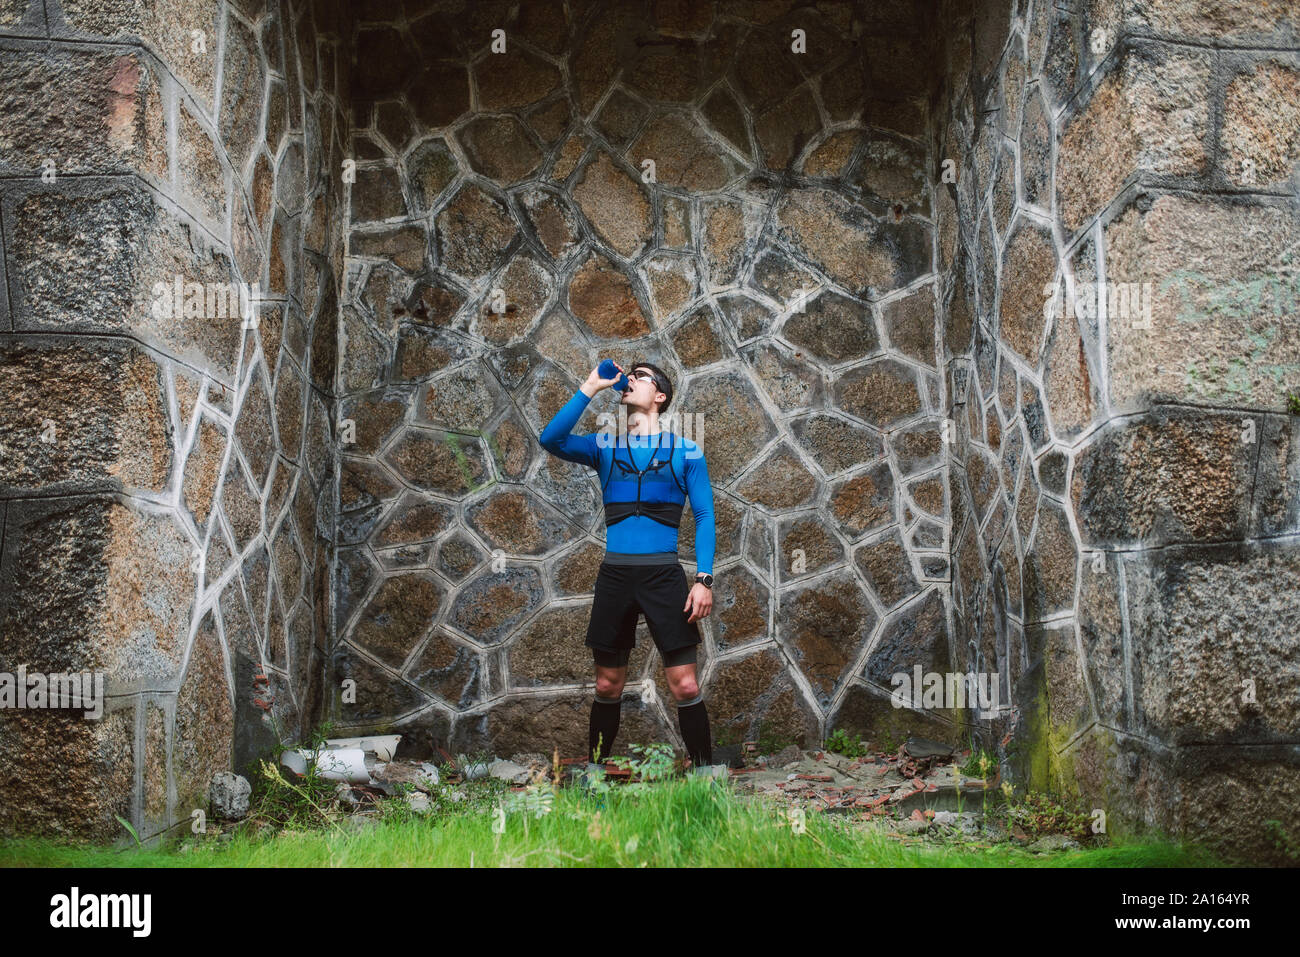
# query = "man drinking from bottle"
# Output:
<box><xmin>538</xmin><ymin>360</ymin><xmax>721</xmax><ymax>776</ymax></box>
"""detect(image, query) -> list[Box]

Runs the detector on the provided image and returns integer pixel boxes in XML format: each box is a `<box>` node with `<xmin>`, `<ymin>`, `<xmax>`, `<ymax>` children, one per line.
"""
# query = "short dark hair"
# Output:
<box><xmin>630</xmin><ymin>360</ymin><xmax>673</xmax><ymax>414</ymax></box>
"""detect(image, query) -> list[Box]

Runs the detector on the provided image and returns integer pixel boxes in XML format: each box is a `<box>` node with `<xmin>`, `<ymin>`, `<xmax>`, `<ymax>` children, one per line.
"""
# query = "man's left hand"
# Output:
<box><xmin>684</xmin><ymin>583</ymin><xmax>713</xmax><ymax>623</ymax></box>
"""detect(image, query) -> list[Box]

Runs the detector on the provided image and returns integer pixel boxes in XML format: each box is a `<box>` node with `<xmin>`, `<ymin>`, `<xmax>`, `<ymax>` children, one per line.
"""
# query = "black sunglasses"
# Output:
<box><xmin>626</xmin><ymin>369</ymin><xmax>662</xmax><ymax>390</ymax></box>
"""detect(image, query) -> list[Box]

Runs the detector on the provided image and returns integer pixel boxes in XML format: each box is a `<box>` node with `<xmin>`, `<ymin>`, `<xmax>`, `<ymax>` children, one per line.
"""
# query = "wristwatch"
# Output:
<box><xmin>695</xmin><ymin>573</ymin><xmax>714</xmax><ymax>589</ymax></box>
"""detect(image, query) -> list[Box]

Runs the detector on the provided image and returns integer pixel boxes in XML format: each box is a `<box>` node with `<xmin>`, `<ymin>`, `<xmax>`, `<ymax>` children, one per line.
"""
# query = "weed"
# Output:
<box><xmin>1286</xmin><ymin>390</ymin><xmax>1300</xmax><ymax>416</ymax></box>
<box><xmin>960</xmin><ymin>744</ymin><xmax>997</xmax><ymax>779</ymax></box>
<box><xmin>502</xmin><ymin>783</ymin><xmax>555</xmax><ymax>819</ymax></box>
<box><xmin>574</xmin><ymin>742</ymin><xmax>679</xmax><ymax>803</ymax></box>
<box><xmin>303</xmin><ymin>719</ymin><xmax>338</xmax><ymax>750</ymax></box>
<box><xmin>1264</xmin><ymin>819</ymin><xmax>1300</xmax><ymax>861</ymax></box>
<box><xmin>242</xmin><ymin>717</ymin><xmax>351</xmax><ymax>834</ymax></box>
<box><xmin>608</xmin><ymin>742</ymin><xmax>677</xmax><ymax>788</ymax></box>
<box><xmin>114</xmin><ymin>815</ymin><xmax>142</xmax><ymax>847</ymax></box>
<box><xmin>823</xmin><ymin>728</ymin><xmax>869</xmax><ymax>759</ymax></box>
<box><xmin>994</xmin><ymin>790</ymin><xmax>1094</xmax><ymax>842</ymax></box>
<box><xmin>374</xmin><ymin>783</ymin><xmax>426</xmax><ymax>826</ymax></box>
<box><xmin>250</xmin><ymin>759</ymin><xmax>346</xmax><ymax>833</ymax></box>
<box><xmin>755</xmin><ymin>719</ymin><xmax>793</xmax><ymax>755</ymax></box>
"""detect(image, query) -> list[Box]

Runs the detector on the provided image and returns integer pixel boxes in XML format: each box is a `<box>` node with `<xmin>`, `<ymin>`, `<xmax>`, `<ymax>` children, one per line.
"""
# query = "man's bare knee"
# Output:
<box><xmin>594</xmin><ymin>668</ymin><xmax>626</xmax><ymax>699</ymax></box>
<box><xmin>667</xmin><ymin>668</ymin><xmax>699</xmax><ymax>702</ymax></box>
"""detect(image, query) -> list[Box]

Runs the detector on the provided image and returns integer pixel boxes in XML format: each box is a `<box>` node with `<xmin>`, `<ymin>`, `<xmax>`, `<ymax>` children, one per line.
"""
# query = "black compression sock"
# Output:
<box><xmin>675</xmin><ymin>694</ymin><xmax>713</xmax><ymax>767</ymax></box>
<box><xmin>589</xmin><ymin>695</ymin><xmax>621</xmax><ymax>763</ymax></box>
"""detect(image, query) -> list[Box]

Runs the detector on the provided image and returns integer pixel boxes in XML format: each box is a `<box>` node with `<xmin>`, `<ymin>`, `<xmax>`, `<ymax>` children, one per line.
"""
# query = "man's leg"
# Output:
<box><xmin>585</xmin><ymin>562</ymin><xmax>637</xmax><ymax>763</ymax></box>
<box><xmin>589</xmin><ymin>649</ymin><xmax>629</xmax><ymax>763</ymax></box>
<box><xmin>664</xmin><ymin>647</ymin><xmax>712</xmax><ymax>768</ymax></box>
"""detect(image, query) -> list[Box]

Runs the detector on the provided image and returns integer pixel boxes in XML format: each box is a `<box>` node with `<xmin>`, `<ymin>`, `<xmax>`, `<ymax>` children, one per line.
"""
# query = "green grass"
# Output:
<box><xmin>0</xmin><ymin>776</ymin><xmax>1224</xmax><ymax>868</ymax></box>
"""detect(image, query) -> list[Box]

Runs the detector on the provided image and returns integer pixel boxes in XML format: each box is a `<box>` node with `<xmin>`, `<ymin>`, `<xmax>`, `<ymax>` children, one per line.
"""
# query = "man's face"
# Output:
<box><xmin>622</xmin><ymin>367</ymin><xmax>664</xmax><ymax>411</ymax></box>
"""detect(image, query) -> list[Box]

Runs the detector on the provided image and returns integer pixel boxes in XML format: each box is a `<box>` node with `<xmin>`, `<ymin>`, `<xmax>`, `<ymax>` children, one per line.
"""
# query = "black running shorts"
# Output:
<box><xmin>585</xmin><ymin>560</ymin><xmax>702</xmax><ymax>661</ymax></box>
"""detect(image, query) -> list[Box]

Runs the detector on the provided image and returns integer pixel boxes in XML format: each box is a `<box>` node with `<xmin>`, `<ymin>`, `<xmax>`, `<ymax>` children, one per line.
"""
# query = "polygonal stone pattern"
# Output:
<box><xmin>0</xmin><ymin>0</ymin><xmax>349</xmax><ymax>842</ymax></box>
<box><xmin>330</xmin><ymin>0</ymin><xmax>952</xmax><ymax>771</ymax></box>
<box><xmin>932</xmin><ymin>0</ymin><xmax>1300</xmax><ymax>860</ymax></box>
<box><xmin>24</xmin><ymin>0</ymin><xmax>1284</xmax><ymax>860</ymax></box>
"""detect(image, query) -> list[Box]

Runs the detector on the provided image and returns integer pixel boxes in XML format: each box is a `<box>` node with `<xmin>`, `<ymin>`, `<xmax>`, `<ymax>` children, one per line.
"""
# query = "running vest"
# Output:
<box><xmin>537</xmin><ymin>387</ymin><xmax>716</xmax><ymax>574</ymax></box>
<box><xmin>601</xmin><ymin>431</ymin><xmax>688</xmax><ymax>529</ymax></box>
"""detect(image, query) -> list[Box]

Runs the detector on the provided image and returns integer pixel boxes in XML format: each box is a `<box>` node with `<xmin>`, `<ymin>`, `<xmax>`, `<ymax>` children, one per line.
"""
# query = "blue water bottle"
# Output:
<box><xmin>598</xmin><ymin>358</ymin><xmax>629</xmax><ymax>393</ymax></box>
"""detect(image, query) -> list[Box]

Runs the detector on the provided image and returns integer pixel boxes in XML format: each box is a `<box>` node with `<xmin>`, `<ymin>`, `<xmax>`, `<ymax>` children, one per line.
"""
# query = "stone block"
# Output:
<box><xmin>776</xmin><ymin>187</ymin><xmax>930</xmax><ymax>298</ymax></box>
<box><xmin>523</xmin><ymin>189</ymin><xmax>580</xmax><ymax>263</ymax></box>
<box><xmin>776</xmin><ymin>514</ymin><xmax>845</xmax><ymax>578</ymax></box>
<box><xmin>779</xmin><ymin>570</ymin><xmax>876</xmax><ymax>706</ymax></box>
<box><xmin>218</xmin><ymin>13</ymin><xmax>265</xmax><ymax>175</ymax></box>
<box><xmin>478</xmin><ymin>254</ymin><xmax>553</xmax><ymax>345</ymax></box>
<box><xmin>882</xmin><ymin>286</ymin><xmax>937</xmax><ymax>367</ymax></box>
<box><xmin>457</xmin><ymin>115</ymin><xmax>543</xmax><ymax>185</ymax></box>
<box><xmin>708</xmin><ymin>646</ymin><xmax>820</xmax><ymax>751</ymax></box>
<box><xmin>448</xmin><ymin>566</ymin><xmax>544</xmax><ymax>646</ymax></box>
<box><xmin>829</xmin><ymin>681</ymin><xmax>965</xmax><ymax>749</ymax></box>
<box><xmin>475</xmin><ymin>44</ymin><xmax>559</xmax><ymax>110</ymax></box>
<box><xmin>1043</xmin><ymin>311</ymin><xmax>1101</xmax><ymax>439</ymax></box>
<box><xmin>783</xmin><ymin>292</ymin><xmax>880</xmax><ymax>364</ymax></box>
<box><xmin>1104</xmin><ymin>194</ymin><xmax>1300</xmax><ymax>412</ymax></box>
<box><xmin>827</xmin><ymin>462</ymin><xmax>895</xmax><ymax>538</ymax></box>
<box><xmin>674</xmin><ymin>371</ymin><xmax>778</xmax><ymax>485</ymax></box>
<box><xmin>0</xmin><ymin>496</ymin><xmax>196</xmax><ymax>687</ymax></box>
<box><xmin>407</xmin><ymin>630</ymin><xmax>480</xmax><ymax>708</ymax></box>
<box><xmin>467</xmin><ymin>488</ymin><xmax>574</xmax><ymax>557</ymax></box>
<box><xmin>674</xmin><ymin>306</ymin><xmax>726</xmax><ymax>369</ymax></box>
<box><xmin>1123</xmin><ymin>0</ymin><xmax>1299</xmax><ymax>45</ymax></box>
<box><xmin>0</xmin><ymin>337</ymin><xmax>171</xmax><ymax>496</ymax></box>
<box><xmin>711</xmin><ymin>565</ymin><xmax>770</xmax><ymax>652</ymax></box>
<box><xmin>56</xmin><ymin>0</ymin><xmax>221</xmax><ymax>112</ymax></box>
<box><xmin>352</xmin><ymin>572</ymin><xmax>445</xmax><ymax>670</ymax></box>
<box><xmin>789</xmin><ymin>414</ymin><xmax>883</xmax><ymax>475</ymax></box>
<box><xmin>1126</xmin><ymin>541</ymin><xmax>1300</xmax><ymax>745</ymax></box>
<box><xmin>0</xmin><ymin>48</ymin><xmax>167</xmax><ymax>178</ymax></box>
<box><xmin>1023</xmin><ymin>497</ymin><xmax>1079</xmax><ymax>622</ymax></box>
<box><xmin>508</xmin><ymin>605</ymin><xmax>608</xmax><ymax>688</ymax></box>
<box><xmin>834</xmin><ymin>358</ymin><xmax>923</xmax><ymax>430</ymax></box>
<box><xmin>862</xmin><ymin>589</ymin><xmax>952</xmax><ymax>687</ymax></box>
<box><xmin>0</xmin><ymin>702</ymin><xmax>135</xmax><ymax>841</ymax></box>
<box><xmin>754</xmin><ymin>86</ymin><xmax>820</xmax><ymax>171</ymax></box>
<box><xmin>568</xmin><ymin>253</ymin><xmax>649</xmax><ymax>339</ymax></box>
<box><xmin>6</xmin><ymin>180</ymin><xmax>245</xmax><ymax>382</ymax></box>
<box><xmin>173</xmin><ymin>612</ymin><xmax>233</xmax><ymax>816</ymax></box>
<box><xmin>1072</xmin><ymin>407</ymin><xmax>1257</xmax><ymax>547</ymax></box>
<box><xmin>1221</xmin><ymin>58</ymin><xmax>1300</xmax><ymax>188</ymax></box>
<box><xmin>854</xmin><ymin>530</ymin><xmax>921</xmax><ymax>608</ymax></box>
<box><xmin>630</xmin><ymin>114</ymin><xmax>740</xmax><ymax>190</ymax></box>
<box><xmin>738</xmin><ymin>443</ymin><xmax>818</xmax><ymax>510</ymax></box>
<box><xmin>1057</xmin><ymin>41</ymin><xmax>1212</xmax><ymax>232</ymax></box>
<box><xmin>575</xmin><ymin>151</ymin><xmax>654</xmax><ymax>261</ymax></box>
<box><xmin>330</xmin><ymin>648</ymin><xmax>427</xmax><ymax>727</ymax></box>
<box><xmin>1077</xmin><ymin>552</ymin><xmax>1127</xmax><ymax>728</ymax></box>
<box><xmin>851</xmin><ymin>131</ymin><xmax>930</xmax><ymax>217</ymax></box>
<box><xmin>436</xmin><ymin>184</ymin><xmax>516</xmax><ymax>279</ymax></box>
<box><xmin>350</xmin><ymin>165</ymin><xmax>405</xmax><ymax>223</ymax></box>
<box><xmin>998</xmin><ymin>219</ymin><xmax>1056</xmax><ymax>365</ymax></box>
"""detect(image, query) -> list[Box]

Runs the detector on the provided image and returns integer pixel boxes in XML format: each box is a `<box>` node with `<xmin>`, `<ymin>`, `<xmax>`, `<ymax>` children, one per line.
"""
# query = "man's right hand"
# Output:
<box><xmin>582</xmin><ymin>361</ymin><xmax>625</xmax><ymax>397</ymax></box>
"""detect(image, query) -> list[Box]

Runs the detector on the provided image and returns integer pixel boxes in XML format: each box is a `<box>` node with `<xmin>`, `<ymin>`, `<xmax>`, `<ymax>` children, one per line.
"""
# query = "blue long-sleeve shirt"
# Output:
<box><xmin>538</xmin><ymin>388</ymin><xmax>715</xmax><ymax>575</ymax></box>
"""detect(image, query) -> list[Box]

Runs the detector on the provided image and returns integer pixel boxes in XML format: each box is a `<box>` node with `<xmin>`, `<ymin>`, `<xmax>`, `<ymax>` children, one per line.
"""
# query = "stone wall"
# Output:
<box><xmin>0</xmin><ymin>0</ymin><xmax>349</xmax><ymax>842</ymax></box>
<box><xmin>4</xmin><ymin>0</ymin><xmax>1294</xmax><ymax>859</ymax></box>
<box><xmin>330</xmin><ymin>0</ymin><xmax>972</xmax><ymax>761</ymax></box>
<box><xmin>933</xmin><ymin>0</ymin><xmax>1300</xmax><ymax>861</ymax></box>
